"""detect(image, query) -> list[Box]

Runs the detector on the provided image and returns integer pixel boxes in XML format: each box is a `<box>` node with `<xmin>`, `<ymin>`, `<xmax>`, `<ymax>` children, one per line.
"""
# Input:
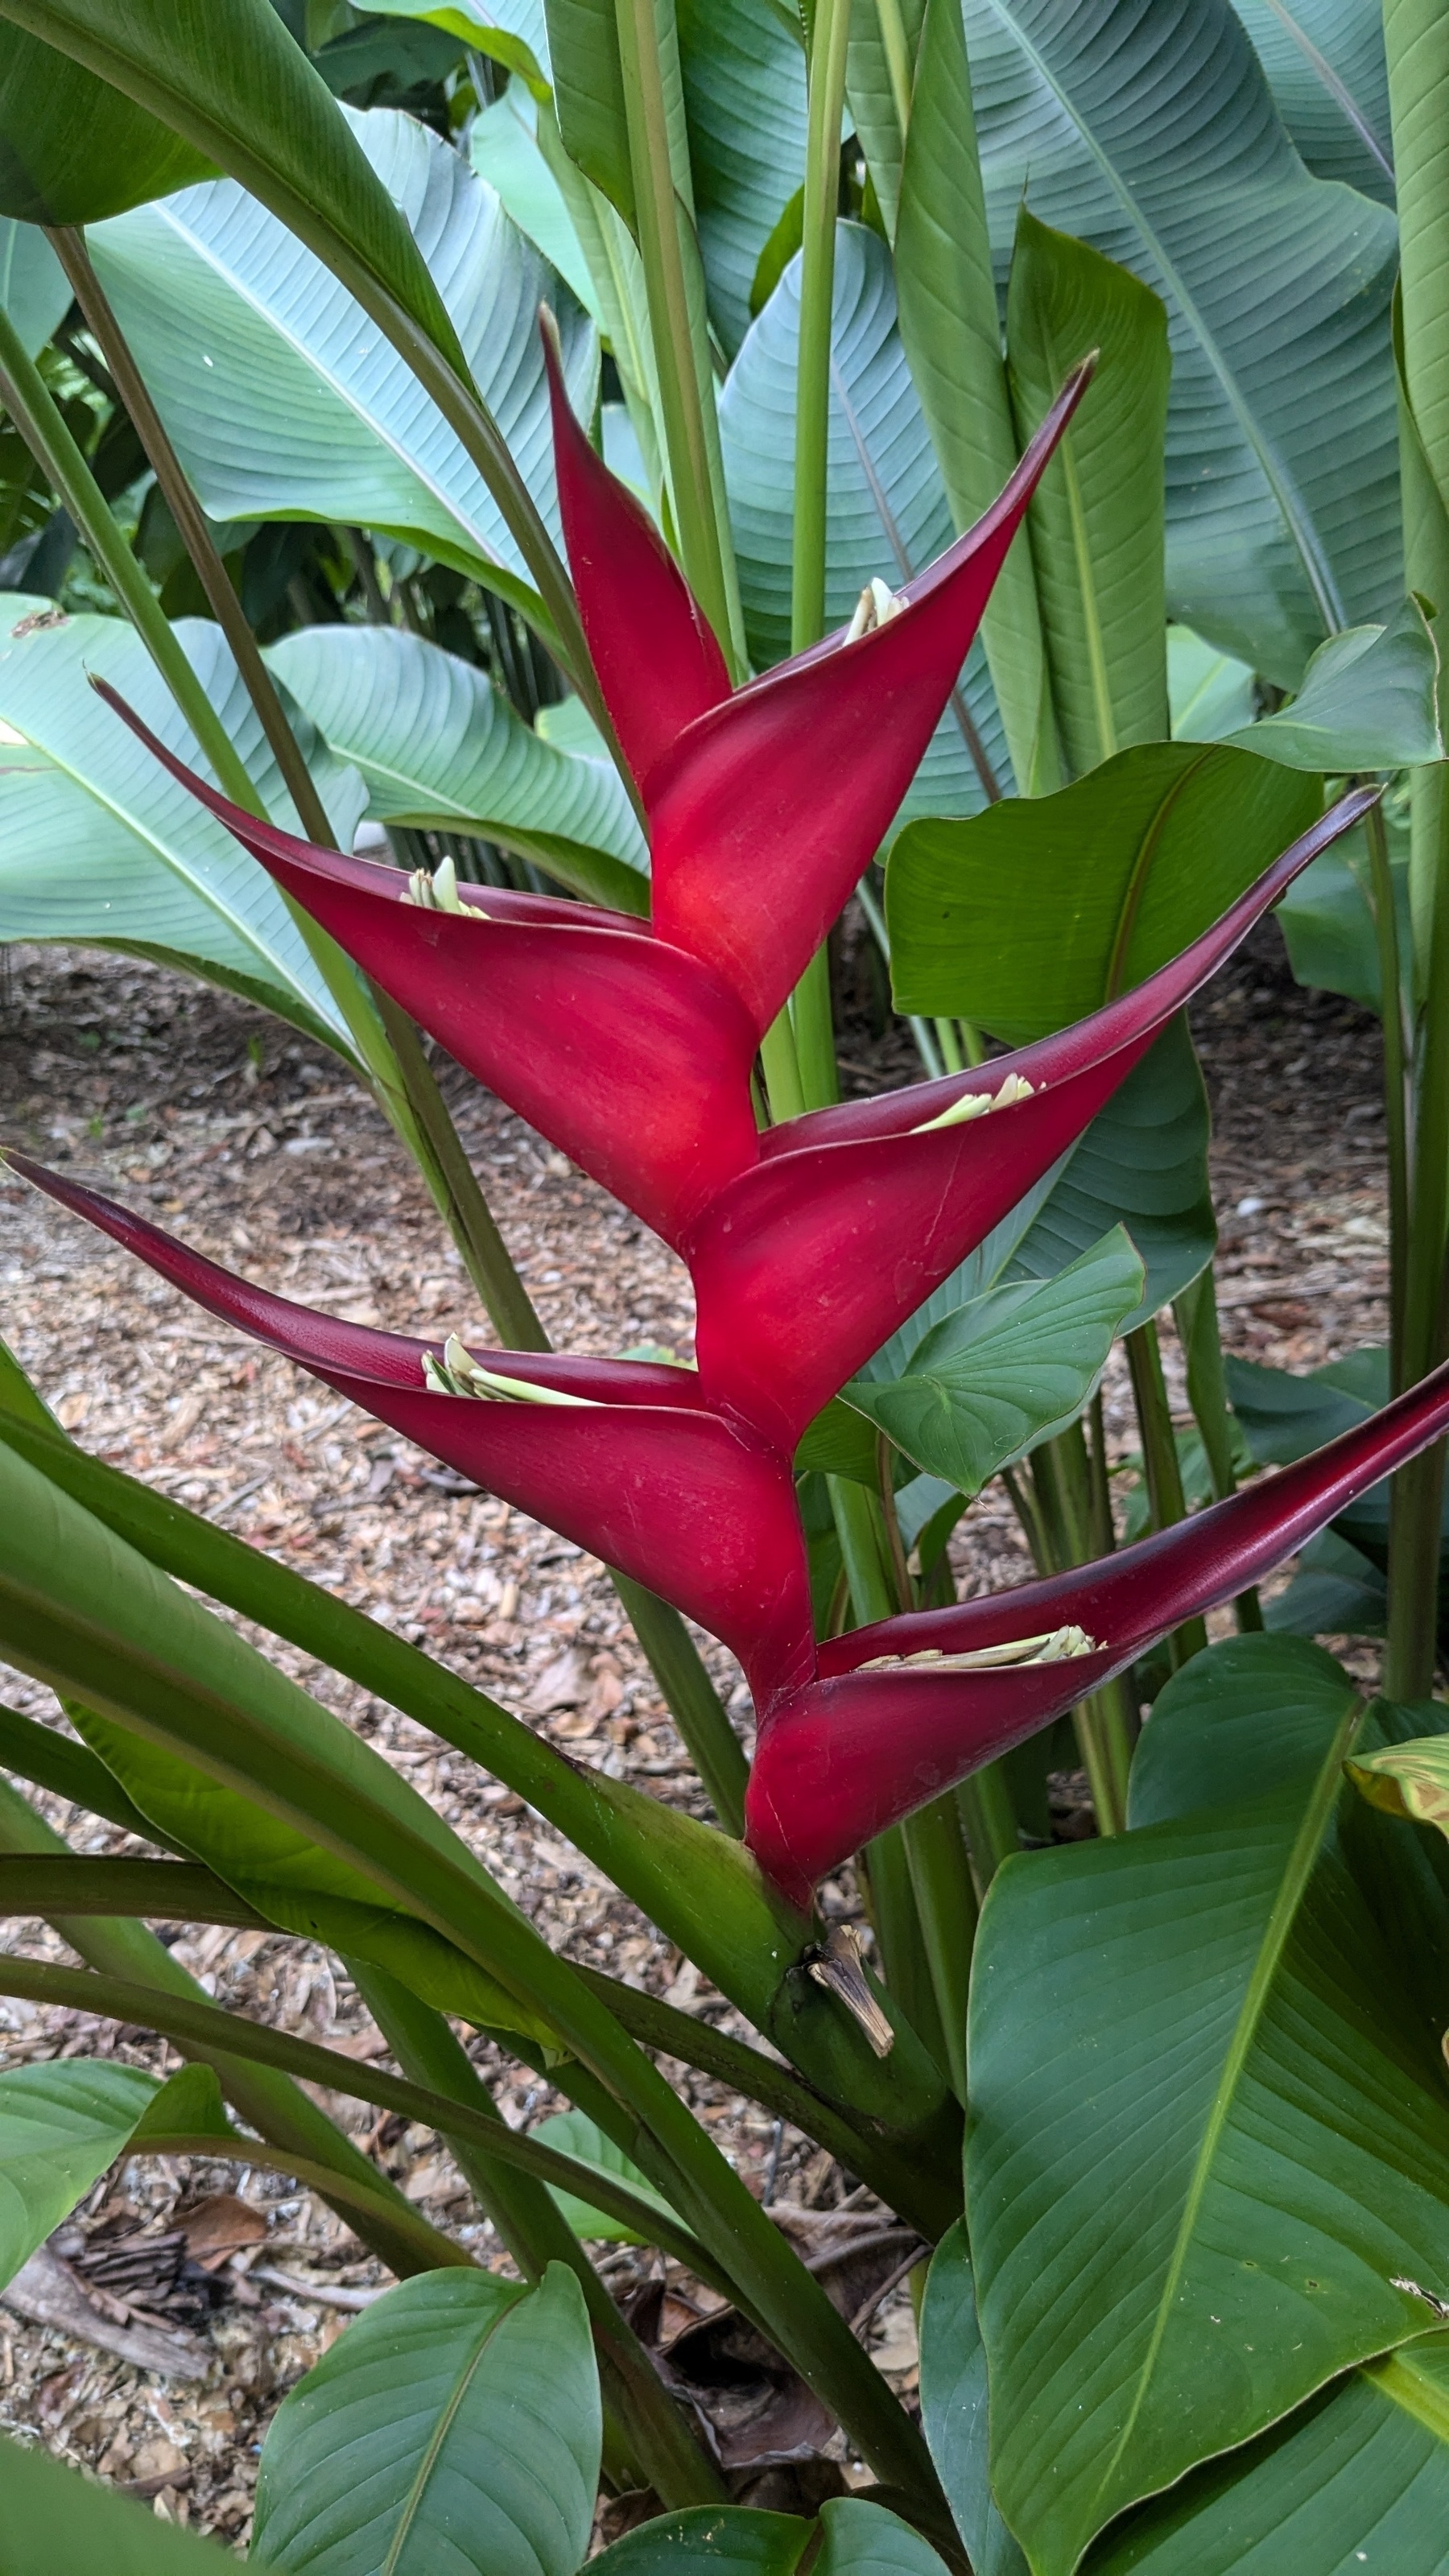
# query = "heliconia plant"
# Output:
<box><xmin>4</xmin><ymin>0</ymin><xmax>1449</xmax><ymax>2566</ymax></box>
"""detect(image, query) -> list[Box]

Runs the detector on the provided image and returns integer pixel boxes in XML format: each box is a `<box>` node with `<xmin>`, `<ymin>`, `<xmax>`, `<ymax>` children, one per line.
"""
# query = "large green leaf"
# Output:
<box><xmin>470</xmin><ymin>79</ymin><xmax>600</xmax><ymax>311</ymax></box>
<box><xmin>0</xmin><ymin>597</ymin><xmax>365</xmax><ymax>1052</ymax></box>
<box><xmin>1220</xmin><ymin>595</ymin><xmax>1444</xmax><ymax>770</ymax></box>
<box><xmin>0</xmin><ymin>218</ymin><xmax>69</xmax><ymax>355</ymax></box>
<box><xmin>919</xmin><ymin>2220</ymin><xmax>1029</xmax><ymax>2576</ymax></box>
<box><xmin>1087</xmin><ymin>2334</ymin><xmax>1449</xmax><ymax>2572</ymax></box>
<box><xmin>886</xmin><ymin>744</ymin><xmax>1318</xmax><ymax>1035</ymax></box>
<box><xmin>720</xmin><ymin>220</ymin><xmax>1011</xmax><ymax>811</ymax></box>
<box><xmin>0</xmin><ymin>2432</ymin><xmax>239</xmax><ymax>2573</ymax></box>
<box><xmin>964</xmin><ymin>0</ymin><xmax>1402</xmax><ymax>686</ymax></box>
<box><xmin>532</xmin><ymin>2104</ymin><xmax>683</xmax><ymax>2243</ymax></box>
<box><xmin>677</xmin><ymin>0</ymin><xmax>807</xmax><ymax>358</ymax></box>
<box><xmin>0</xmin><ymin>2057</ymin><xmax>159</xmax><ymax>2286</ymax></box>
<box><xmin>543</xmin><ymin>0</ymin><xmax>634</xmax><ymax>223</ymax></box>
<box><xmin>591</xmin><ymin>2500</ymin><xmax>952</xmax><ymax>2576</ymax></box>
<box><xmin>1006</xmin><ymin>206</ymin><xmax>1170</xmax><ymax>774</ymax></box>
<box><xmin>1167</xmin><ymin>627</ymin><xmax>1257</xmax><ymax>741</ymax></box>
<box><xmin>1128</xmin><ymin>1633</ymin><xmax>1362</xmax><ymax>1827</ymax></box>
<box><xmin>845</xmin><ymin>0</ymin><xmax>924</xmax><ymax>240</ymax></box>
<box><xmin>0</xmin><ymin>23</ymin><xmax>213</xmax><ymax>224</ymax></box>
<box><xmin>253</xmin><ymin>2264</ymin><xmax>598</xmax><ymax>2576</ymax></box>
<box><xmin>844</xmin><ymin>1228</ymin><xmax>1144</xmax><ymax>1493</ymax></box>
<box><xmin>268</xmin><ymin>622</ymin><xmax>648</xmax><ymax>907</ymax></box>
<box><xmin>353</xmin><ymin>0</ymin><xmax>551</xmax><ymax>89</ymax></box>
<box><xmin>87</xmin><ymin>105</ymin><xmax>597</xmax><ymax>608</ymax></box>
<box><xmin>1275</xmin><ymin>803</ymin><xmax>1410</xmax><ymax>1013</ymax></box>
<box><xmin>968</xmin><ymin>1699</ymin><xmax>1449</xmax><ymax>2575</ymax></box>
<box><xmin>1228</xmin><ymin>0</ymin><xmax>1394</xmax><ymax>200</ymax></box>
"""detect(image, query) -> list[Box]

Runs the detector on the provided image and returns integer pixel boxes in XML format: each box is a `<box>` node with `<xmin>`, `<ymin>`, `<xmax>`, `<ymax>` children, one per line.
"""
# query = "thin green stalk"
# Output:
<box><xmin>954</xmin><ymin>1769</ymin><xmax>1019</xmax><ymax>1893</ymax></box>
<box><xmin>1085</xmin><ymin>1389</ymin><xmax>1116</xmax><ymax>1558</ymax></box>
<box><xmin>861</xmin><ymin>1823</ymin><xmax>950</xmax><ymax>2075</ymax></box>
<box><xmin>873</xmin><ymin>0</ymin><xmax>916</xmax><ymax>135</ymax></box>
<box><xmin>933</xmin><ymin>1017</ymin><xmax>965</xmax><ymax>1074</ymax></box>
<box><xmin>761</xmin><ymin>1004</ymin><xmax>808</xmax><ymax>1122</ymax></box>
<box><xmin>350</xmin><ymin>1963</ymin><xmax>726</xmax><ymax>2508</ymax></box>
<box><xmin>1171</xmin><ymin>1270</ymin><xmax>1263</xmax><ymax>1633</ymax></box>
<box><xmin>610</xmin><ymin>1574</ymin><xmax>748</xmax><ymax>1832</ymax></box>
<box><xmin>1030</xmin><ymin>1430</ymin><xmax>1133</xmax><ymax>1831</ymax></box>
<box><xmin>613</xmin><ymin>0</ymin><xmax>740</xmax><ymax>667</ymax></box>
<box><xmin>0</xmin><ymin>1781</ymin><xmax>456</xmax><ymax>2281</ymax></box>
<box><xmin>828</xmin><ymin>1472</ymin><xmax>898</xmax><ymax>1624</ymax></box>
<box><xmin>782</xmin><ymin>0</ymin><xmax>855</xmax><ymax>1113</ymax></box>
<box><xmin>901</xmin><ymin>1793</ymin><xmax>975</xmax><ymax>2100</ymax></box>
<box><xmin>1125</xmin><ymin>1319</ymin><xmax>1208</xmax><ymax>1668</ymax></box>
<box><xmin>1363</xmin><ymin>791</ymin><xmax>1411</xmax><ymax>1385</ymax></box>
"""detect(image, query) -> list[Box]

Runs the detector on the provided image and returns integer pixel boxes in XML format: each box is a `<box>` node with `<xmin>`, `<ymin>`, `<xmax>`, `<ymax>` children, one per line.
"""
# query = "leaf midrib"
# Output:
<box><xmin>380</xmin><ymin>2296</ymin><xmax>518</xmax><ymax>2575</ymax></box>
<box><xmin>975</xmin><ymin>0</ymin><xmax>1348</xmax><ymax>634</ymax></box>
<box><xmin>1092</xmin><ymin>1703</ymin><xmax>1364</xmax><ymax>2523</ymax></box>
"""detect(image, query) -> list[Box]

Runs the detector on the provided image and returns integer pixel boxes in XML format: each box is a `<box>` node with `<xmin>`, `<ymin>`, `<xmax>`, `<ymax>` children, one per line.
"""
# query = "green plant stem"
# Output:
<box><xmin>873</xmin><ymin>0</ymin><xmax>916</xmax><ymax>135</ymax></box>
<box><xmin>613</xmin><ymin>0</ymin><xmax>739</xmax><ymax>667</ymax></box>
<box><xmin>901</xmin><ymin>1792</ymin><xmax>976</xmax><ymax>2100</ymax></box>
<box><xmin>609</xmin><ymin>1574</ymin><xmax>748</xmax><ymax>1832</ymax></box>
<box><xmin>1386</xmin><ymin>767</ymin><xmax>1449</xmax><ymax>1696</ymax></box>
<box><xmin>349</xmin><ymin>1963</ymin><xmax>727</xmax><ymax>2508</ymax></box>
<box><xmin>0</xmin><ymin>1787</ymin><xmax>456</xmax><ymax>2280</ymax></box>
<box><xmin>781</xmin><ymin>0</ymin><xmax>855</xmax><ymax>1113</ymax></box>
<box><xmin>1363</xmin><ymin>791</ymin><xmax>1412</xmax><ymax>1386</ymax></box>
<box><xmin>1125</xmin><ymin>1319</ymin><xmax>1208</xmax><ymax>1666</ymax></box>
<box><xmin>954</xmin><ymin>1769</ymin><xmax>1019</xmax><ymax>1894</ymax></box>
<box><xmin>0</xmin><ymin>1954</ymin><xmax>941</xmax><ymax>2504</ymax></box>
<box><xmin>1030</xmin><ymin>1431</ymin><xmax>1133</xmax><ymax>1832</ymax></box>
<box><xmin>1171</xmin><ymin>1270</ymin><xmax>1263</xmax><ymax>1633</ymax></box>
<box><xmin>760</xmin><ymin>1006</ymin><xmax>808</xmax><ymax>1122</ymax></box>
<box><xmin>861</xmin><ymin>1822</ymin><xmax>949</xmax><ymax>2074</ymax></box>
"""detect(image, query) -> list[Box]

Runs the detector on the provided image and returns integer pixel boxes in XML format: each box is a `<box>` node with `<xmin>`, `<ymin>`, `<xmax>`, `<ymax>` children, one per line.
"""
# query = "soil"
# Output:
<box><xmin>0</xmin><ymin>914</ymin><xmax>1388</xmax><ymax>2541</ymax></box>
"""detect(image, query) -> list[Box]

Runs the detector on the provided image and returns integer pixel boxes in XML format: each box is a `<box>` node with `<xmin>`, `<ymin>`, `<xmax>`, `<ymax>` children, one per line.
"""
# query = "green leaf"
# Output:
<box><xmin>1167</xmin><ymin>626</ymin><xmax>1257</xmax><ymax>742</ymax></box>
<box><xmin>0</xmin><ymin>218</ymin><xmax>70</xmax><ymax>356</ymax></box>
<box><xmin>1128</xmin><ymin>1633</ymin><xmax>1364</xmax><ymax>1828</ymax></box>
<box><xmin>592</xmin><ymin>2506</ymin><xmax>811</xmax><ymax>2576</ymax></box>
<box><xmin>1005</xmin><ymin>206</ymin><xmax>1171</xmax><ymax>774</ymax></box>
<box><xmin>268</xmin><ymin>623</ymin><xmax>649</xmax><ymax>910</ymax></box>
<box><xmin>1348</xmin><ymin>1734</ymin><xmax>1449</xmax><ymax>1839</ymax></box>
<box><xmin>253</xmin><ymin>2264</ymin><xmax>600</xmax><ymax>2576</ymax></box>
<box><xmin>964</xmin><ymin>0</ymin><xmax>1402</xmax><ymax>685</ymax></box>
<box><xmin>532</xmin><ymin>2105</ymin><xmax>684</xmax><ymax>2243</ymax></box>
<box><xmin>844</xmin><ymin>0</ymin><xmax>924</xmax><ymax>242</ymax></box>
<box><xmin>543</xmin><ymin>0</ymin><xmax>634</xmax><ymax>221</ymax></box>
<box><xmin>1264</xmin><ymin>1525</ymin><xmax>1389</xmax><ymax>1641</ymax></box>
<box><xmin>720</xmin><ymin>220</ymin><xmax>1010</xmax><ymax>811</ymax></box>
<box><xmin>353</xmin><ymin>0</ymin><xmax>551</xmax><ymax>91</ymax></box>
<box><xmin>0</xmin><ymin>2431</ymin><xmax>238</xmax><ymax>2573</ymax></box>
<box><xmin>1221</xmin><ymin>597</ymin><xmax>1445</xmax><ymax>770</ymax></box>
<box><xmin>968</xmin><ymin>1708</ymin><xmax>1449</xmax><ymax>2576</ymax></box>
<box><xmin>894</xmin><ymin>0</ymin><xmax>1059</xmax><ymax>798</ymax></box>
<box><xmin>87</xmin><ymin>106</ymin><xmax>596</xmax><ymax>609</ymax></box>
<box><xmin>0</xmin><ymin>2057</ymin><xmax>159</xmax><ymax>2286</ymax></box>
<box><xmin>812</xmin><ymin>2496</ymin><xmax>953</xmax><ymax>2576</ymax></box>
<box><xmin>1086</xmin><ymin>2334</ymin><xmax>1449</xmax><ymax>2572</ymax></box>
<box><xmin>844</xmin><ymin>1228</ymin><xmax>1144</xmax><ymax>1495</ymax></box>
<box><xmin>677</xmin><ymin>0</ymin><xmax>807</xmax><ymax>358</ymax></box>
<box><xmin>885</xmin><ymin>742</ymin><xmax>1319</xmax><ymax>1036</ymax></box>
<box><xmin>1276</xmin><ymin>804</ymin><xmax>1411</xmax><ymax>1014</ymax></box>
<box><xmin>1228</xmin><ymin>0</ymin><xmax>1394</xmax><ymax>201</ymax></box>
<box><xmin>470</xmin><ymin>80</ymin><xmax>599</xmax><ymax>311</ymax></box>
<box><xmin>0</xmin><ymin>0</ymin><xmax>466</xmax><ymax>363</ymax></box>
<box><xmin>0</xmin><ymin>23</ymin><xmax>213</xmax><ymax>223</ymax></box>
<box><xmin>919</xmin><ymin>2220</ymin><xmax>1028</xmax><ymax>2576</ymax></box>
<box><xmin>0</xmin><ymin>598</ymin><xmax>366</xmax><ymax>1055</ymax></box>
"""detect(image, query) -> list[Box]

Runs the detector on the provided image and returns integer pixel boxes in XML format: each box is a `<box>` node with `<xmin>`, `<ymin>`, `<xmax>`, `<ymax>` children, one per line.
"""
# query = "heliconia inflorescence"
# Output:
<box><xmin>14</xmin><ymin>336</ymin><xmax>1441</xmax><ymax>1918</ymax></box>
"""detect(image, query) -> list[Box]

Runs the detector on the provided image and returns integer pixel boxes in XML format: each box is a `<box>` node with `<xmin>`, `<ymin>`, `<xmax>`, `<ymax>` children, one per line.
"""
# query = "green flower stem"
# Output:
<box><xmin>1362</xmin><ymin>791</ymin><xmax>1412</xmax><ymax>1385</ymax></box>
<box><xmin>761</xmin><ymin>1005</ymin><xmax>808</xmax><ymax>1122</ymax></box>
<box><xmin>873</xmin><ymin>0</ymin><xmax>916</xmax><ymax>135</ymax></box>
<box><xmin>0</xmin><ymin>1952</ymin><xmax>944</xmax><ymax>2504</ymax></box>
<box><xmin>1386</xmin><ymin>771</ymin><xmax>1449</xmax><ymax>1699</ymax></box>
<box><xmin>0</xmin><ymin>1781</ymin><xmax>456</xmax><ymax>2281</ymax></box>
<box><xmin>1125</xmin><ymin>1318</ymin><xmax>1208</xmax><ymax>1667</ymax></box>
<box><xmin>613</xmin><ymin>0</ymin><xmax>741</xmax><ymax>671</ymax></box>
<box><xmin>1030</xmin><ymin>1430</ymin><xmax>1133</xmax><ymax>1832</ymax></box>
<box><xmin>955</xmin><ymin>1766</ymin><xmax>1019</xmax><ymax>1894</ymax></box>
<box><xmin>609</xmin><ymin>1573</ymin><xmax>748</xmax><ymax>1832</ymax></box>
<box><xmin>349</xmin><ymin>1963</ymin><xmax>727</xmax><ymax>2508</ymax></box>
<box><xmin>902</xmin><ymin>1791</ymin><xmax>975</xmax><ymax>2099</ymax></box>
<box><xmin>861</xmin><ymin>1820</ymin><xmax>950</xmax><ymax>2076</ymax></box>
<box><xmin>782</xmin><ymin>0</ymin><xmax>855</xmax><ymax>1113</ymax></box>
<box><xmin>1171</xmin><ymin>1270</ymin><xmax>1263</xmax><ymax>1633</ymax></box>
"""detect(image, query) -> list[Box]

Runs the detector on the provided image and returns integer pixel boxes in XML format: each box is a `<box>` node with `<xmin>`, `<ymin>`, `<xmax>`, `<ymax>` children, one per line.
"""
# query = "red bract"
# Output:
<box><xmin>6</xmin><ymin>1157</ymin><xmax>813</xmax><ymax>1704</ymax></box>
<box><xmin>745</xmin><ymin>1352</ymin><xmax>1449</xmax><ymax>1908</ymax></box>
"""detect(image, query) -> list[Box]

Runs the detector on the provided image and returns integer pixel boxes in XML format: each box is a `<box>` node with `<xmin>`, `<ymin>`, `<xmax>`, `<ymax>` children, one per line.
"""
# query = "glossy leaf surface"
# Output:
<box><xmin>0</xmin><ymin>2430</ymin><xmax>237</xmax><ymax>2572</ymax></box>
<box><xmin>0</xmin><ymin>218</ymin><xmax>69</xmax><ymax>355</ymax></box>
<box><xmin>1228</xmin><ymin>0</ymin><xmax>1394</xmax><ymax>200</ymax></box>
<box><xmin>886</xmin><ymin>744</ymin><xmax>1320</xmax><ymax>1034</ymax></box>
<box><xmin>845</xmin><ymin>1229</ymin><xmax>1143</xmax><ymax>1495</ymax></box>
<box><xmin>0</xmin><ymin>21</ymin><xmax>213</xmax><ymax>222</ymax></box>
<box><xmin>533</xmin><ymin>2106</ymin><xmax>685</xmax><ymax>2244</ymax></box>
<box><xmin>919</xmin><ymin>2221</ymin><xmax>1028</xmax><ymax>2576</ymax></box>
<box><xmin>964</xmin><ymin>0</ymin><xmax>1401</xmax><ymax>683</ymax></box>
<box><xmin>0</xmin><ymin>2058</ymin><xmax>159</xmax><ymax>2287</ymax></box>
<box><xmin>969</xmin><ymin>1713</ymin><xmax>1449</xmax><ymax>2575</ymax></box>
<box><xmin>1219</xmin><ymin>597</ymin><xmax>1444</xmax><ymax>770</ymax></box>
<box><xmin>253</xmin><ymin>2264</ymin><xmax>599</xmax><ymax>2576</ymax></box>
<box><xmin>678</xmin><ymin>0</ymin><xmax>807</xmax><ymax>357</ymax></box>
